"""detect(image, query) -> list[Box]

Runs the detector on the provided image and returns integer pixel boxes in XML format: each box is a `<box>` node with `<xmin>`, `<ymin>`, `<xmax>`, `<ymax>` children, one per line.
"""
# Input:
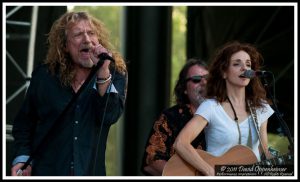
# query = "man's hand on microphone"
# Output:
<box><xmin>91</xmin><ymin>43</ymin><xmax>113</xmax><ymax>96</ymax></box>
<box><xmin>90</xmin><ymin>43</ymin><xmax>112</xmax><ymax>67</ymax></box>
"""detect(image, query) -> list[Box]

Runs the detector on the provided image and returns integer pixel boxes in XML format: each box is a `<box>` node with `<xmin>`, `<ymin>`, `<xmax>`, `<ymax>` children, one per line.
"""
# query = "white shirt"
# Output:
<box><xmin>195</xmin><ymin>99</ymin><xmax>274</xmax><ymax>161</ymax></box>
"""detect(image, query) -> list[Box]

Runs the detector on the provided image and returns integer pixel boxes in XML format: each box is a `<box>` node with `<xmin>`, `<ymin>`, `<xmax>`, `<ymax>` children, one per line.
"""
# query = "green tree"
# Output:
<box><xmin>170</xmin><ymin>6</ymin><xmax>187</xmax><ymax>105</ymax></box>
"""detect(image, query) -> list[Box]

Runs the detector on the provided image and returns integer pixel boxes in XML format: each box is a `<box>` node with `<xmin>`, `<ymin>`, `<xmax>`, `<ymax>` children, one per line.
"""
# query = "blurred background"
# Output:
<box><xmin>4</xmin><ymin>3</ymin><xmax>296</xmax><ymax>176</ymax></box>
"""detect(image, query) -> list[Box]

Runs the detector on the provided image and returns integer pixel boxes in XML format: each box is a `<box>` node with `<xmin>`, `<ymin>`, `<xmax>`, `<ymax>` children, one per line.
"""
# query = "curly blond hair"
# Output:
<box><xmin>45</xmin><ymin>11</ymin><xmax>127</xmax><ymax>86</ymax></box>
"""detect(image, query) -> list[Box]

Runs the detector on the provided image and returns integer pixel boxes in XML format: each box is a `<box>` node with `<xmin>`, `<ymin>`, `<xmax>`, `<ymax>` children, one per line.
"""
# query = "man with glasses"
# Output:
<box><xmin>141</xmin><ymin>58</ymin><xmax>208</xmax><ymax>175</ymax></box>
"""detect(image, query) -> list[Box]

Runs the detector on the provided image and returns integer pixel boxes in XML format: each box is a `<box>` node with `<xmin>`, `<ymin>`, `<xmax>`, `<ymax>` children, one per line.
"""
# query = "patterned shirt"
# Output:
<box><xmin>142</xmin><ymin>104</ymin><xmax>206</xmax><ymax>175</ymax></box>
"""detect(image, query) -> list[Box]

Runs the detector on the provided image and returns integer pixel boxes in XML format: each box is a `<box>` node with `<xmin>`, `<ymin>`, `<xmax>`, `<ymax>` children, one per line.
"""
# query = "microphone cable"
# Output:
<box><xmin>92</xmin><ymin>62</ymin><xmax>117</xmax><ymax>175</ymax></box>
<box><xmin>16</xmin><ymin>54</ymin><xmax>115</xmax><ymax>176</ymax></box>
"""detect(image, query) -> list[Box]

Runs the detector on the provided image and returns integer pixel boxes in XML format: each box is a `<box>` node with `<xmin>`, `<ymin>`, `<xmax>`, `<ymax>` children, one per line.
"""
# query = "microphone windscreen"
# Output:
<box><xmin>243</xmin><ymin>70</ymin><xmax>256</xmax><ymax>78</ymax></box>
<box><xmin>98</xmin><ymin>53</ymin><xmax>115</xmax><ymax>62</ymax></box>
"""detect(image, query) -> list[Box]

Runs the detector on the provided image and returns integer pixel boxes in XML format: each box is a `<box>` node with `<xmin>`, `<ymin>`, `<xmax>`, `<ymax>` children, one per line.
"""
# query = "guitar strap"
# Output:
<box><xmin>246</xmin><ymin>118</ymin><xmax>252</xmax><ymax>148</ymax></box>
<box><xmin>247</xmin><ymin>100</ymin><xmax>267</xmax><ymax>160</ymax></box>
<box><xmin>227</xmin><ymin>96</ymin><xmax>252</xmax><ymax>147</ymax></box>
<box><xmin>234</xmin><ymin>117</ymin><xmax>252</xmax><ymax>148</ymax></box>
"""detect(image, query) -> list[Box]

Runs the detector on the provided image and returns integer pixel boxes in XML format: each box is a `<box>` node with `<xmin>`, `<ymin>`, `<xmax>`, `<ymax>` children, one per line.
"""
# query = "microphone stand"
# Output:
<box><xmin>16</xmin><ymin>53</ymin><xmax>114</xmax><ymax>176</ymax></box>
<box><xmin>261</xmin><ymin>76</ymin><xmax>294</xmax><ymax>154</ymax></box>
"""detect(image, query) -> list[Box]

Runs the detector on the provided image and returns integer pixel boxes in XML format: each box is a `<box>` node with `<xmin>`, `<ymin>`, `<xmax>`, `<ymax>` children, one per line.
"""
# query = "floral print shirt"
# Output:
<box><xmin>142</xmin><ymin>104</ymin><xmax>206</xmax><ymax>174</ymax></box>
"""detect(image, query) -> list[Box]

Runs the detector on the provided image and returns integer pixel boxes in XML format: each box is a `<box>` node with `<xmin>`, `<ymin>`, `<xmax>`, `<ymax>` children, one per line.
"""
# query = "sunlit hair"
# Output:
<box><xmin>206</xmin><ymin>41</ymin><xmax>269</xmax><ymax>108</ymax></box>
<box><xmin>45</xmin><ymin>11</ymin><xmax>127</xmax><ymax>86</ymax></box>
<box><xmin>174</xmin><ymin>58</ymin><xmax>208</xmax><ymax>105</ymax></box>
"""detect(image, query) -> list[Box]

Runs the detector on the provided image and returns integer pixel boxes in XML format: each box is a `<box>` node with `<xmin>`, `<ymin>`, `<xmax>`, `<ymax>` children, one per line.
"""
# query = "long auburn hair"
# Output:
<box><xmin>206</xmin><ymin>41</ymin><xmax>269</xmax><ymax>108</ymax></box>
<box><xmin>45</xmin><ymin>11</ymin><xmax>127</xmax><ymax>86</ymax></box>
<box><xmin>174</xmin><ymin>58</ymin><xmax>208</xmax><ymax>105</ymax></box>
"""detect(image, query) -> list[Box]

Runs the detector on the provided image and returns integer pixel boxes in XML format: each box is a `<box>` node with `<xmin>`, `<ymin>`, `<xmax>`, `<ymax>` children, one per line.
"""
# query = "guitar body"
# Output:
<box><xmin>162</xmin><ymin>145</ymin><xmax>258</xmax><ymax>176</ymax></box>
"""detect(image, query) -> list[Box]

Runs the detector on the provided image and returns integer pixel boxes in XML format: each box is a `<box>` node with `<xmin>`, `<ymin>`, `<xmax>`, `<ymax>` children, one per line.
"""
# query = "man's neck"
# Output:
<box><xmin>72</xmin><ymin>66</ymin><xmax>91</xmax><ymax>92</ymax></box>
<box><xmin>74</xmin><ymin>66</ymin><xmax>91</xmax><ymax>82</ymax></box>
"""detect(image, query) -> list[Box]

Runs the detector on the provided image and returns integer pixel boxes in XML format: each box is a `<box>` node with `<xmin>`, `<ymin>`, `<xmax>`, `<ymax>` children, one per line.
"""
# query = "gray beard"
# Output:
<box><xmin>193</xmin><ymin>86</ymin><xmax>205</xmax><ymax>106</ymax></box>
<box><xmin>191</xmin><ymin>95</ymin><xmax>205</xmax><ymax>108</ymax></box>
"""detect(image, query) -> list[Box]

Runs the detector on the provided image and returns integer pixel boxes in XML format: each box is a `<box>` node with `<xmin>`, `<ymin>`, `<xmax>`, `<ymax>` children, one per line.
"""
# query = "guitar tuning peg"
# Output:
<box><xmin>277</xmin><ymin>157</ymin><xmax>284</xmax><ymax>165</ymax></box>
<box><xmin>265</xmin><ymin>160</ymin><xmax>272</xmax><ymax>165</ymax></box>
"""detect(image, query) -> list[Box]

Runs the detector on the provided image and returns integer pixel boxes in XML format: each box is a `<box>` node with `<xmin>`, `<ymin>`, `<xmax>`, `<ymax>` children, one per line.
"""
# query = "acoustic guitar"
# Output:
<box><xmin>162</xmin><ymin>145</ymin><xmax>293</xmax><ymax>176</ymax></box>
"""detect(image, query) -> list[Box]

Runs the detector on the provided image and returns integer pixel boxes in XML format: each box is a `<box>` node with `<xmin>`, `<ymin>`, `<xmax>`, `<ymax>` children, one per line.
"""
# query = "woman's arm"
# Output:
<box><xmin>173</xmin><ymin>115</ymin><xmax>214</xmax><ymax>176</ymax></box>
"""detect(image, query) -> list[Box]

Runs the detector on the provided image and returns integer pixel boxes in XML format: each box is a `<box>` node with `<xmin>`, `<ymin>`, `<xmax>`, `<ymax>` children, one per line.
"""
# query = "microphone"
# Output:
<box><xmin>98</xmin><ymin>53</ymin><xmax>115</xmax><ymax>62</ymax></box>
<box><xmin>241</xmin><ymin>70</ymin><xmax>272</xmax><ymax>79</ymax></box>
<box><xmin>96</xmin><ymin>53</ymin><xmax>115</xmax><ymax>68</ymax></box>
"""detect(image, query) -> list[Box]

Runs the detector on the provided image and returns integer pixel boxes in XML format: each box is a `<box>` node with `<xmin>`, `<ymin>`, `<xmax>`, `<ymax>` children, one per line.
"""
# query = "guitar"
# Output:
<box><xmin>162</xmin><ymin>145</ymin><xmax>293</xmax><ymax>176</ymax></box>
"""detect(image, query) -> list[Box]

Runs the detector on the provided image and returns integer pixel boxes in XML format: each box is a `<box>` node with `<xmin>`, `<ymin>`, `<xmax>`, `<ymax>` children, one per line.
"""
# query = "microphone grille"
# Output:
<box><xmin>244</xmin><ymin>70</ymin><xmax>256</xmax><ymax>78</ymax></box>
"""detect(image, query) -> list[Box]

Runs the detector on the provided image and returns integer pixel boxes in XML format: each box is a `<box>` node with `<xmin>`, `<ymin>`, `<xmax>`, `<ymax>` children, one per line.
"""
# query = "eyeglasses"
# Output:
<box><xmin>186</xmin><ymin>75</ymin><xmax>208</xmax><ymax>83</ymax></box>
